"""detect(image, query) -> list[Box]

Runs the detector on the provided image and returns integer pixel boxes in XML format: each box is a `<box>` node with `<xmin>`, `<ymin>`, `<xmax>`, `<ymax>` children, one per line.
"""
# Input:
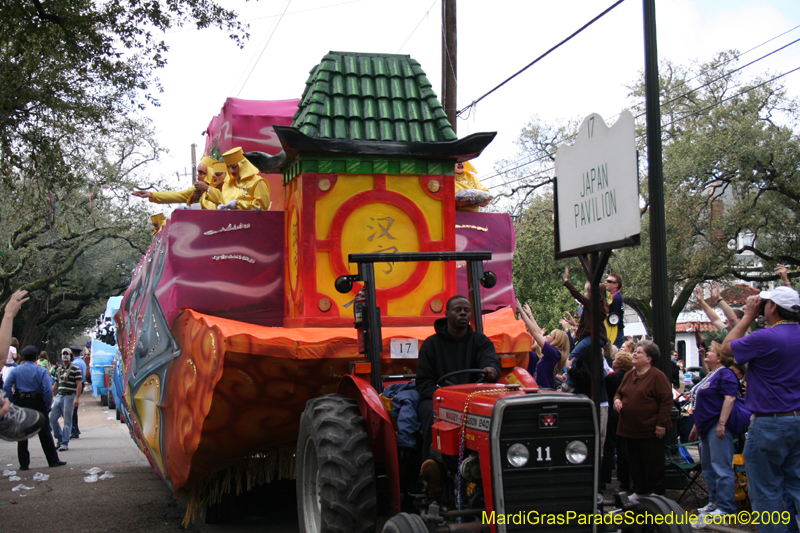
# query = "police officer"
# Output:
<box><xmin>2</xmin><ymin>345</ymin><xmax>65</xmax><ymax>469</ymax></box>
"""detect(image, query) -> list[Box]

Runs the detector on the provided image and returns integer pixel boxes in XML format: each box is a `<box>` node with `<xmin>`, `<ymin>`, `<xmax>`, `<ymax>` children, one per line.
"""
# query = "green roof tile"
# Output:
<box><xmin>404</xmin><ymin>79</ymin><xmax>419</xmax><ymax>99</ymax></box>
<box><xmin>379</xmin><ymin>119</ymin><xmax>392</xmax><ymax>141</ymax></box>
<box><xmin>357</xmin><ymin>55</ymin><xmax>372</xmax><ymax>76</ymax></box>
<box><xmin>406</xmin><ymin>100</ymin><xmax>421</xmax><ymax>122</ymax></box>
<box><xmin>390</xmin><ymin>77</ymin><xmax>405</xmax><ymax>99</ymax></box>
<box><xmin>375</xmin><ymin>77</ymin><xmax>390</xmax><ymax>98</ymax></box>
<box><xmin>349</xmin><ymin>118</ymin><xmax>363</xmax><ymax>140</ymax></box>
<box><xmin>331</xmin><ymin>75</ymin><xmax>345</xmax><ymax>96</ymax></box>
<box><xmin>377</xmin><ymin>98</ymin><xmax>391</xmax><ymax>119</ymax></box>
<box><xmin>319</xmin><ymin>117</ymin><xmax>332</xmax><ymax>138</ymax></box>
<box><xmin>343</xmin><ymin>55</ymin><xmax>358</xmax><ymax>75</ymax></box>
<box><xmin>364</xmin><ymin>119</ymin><xmax>379</xmax><ymax>140</ymax></box>
<box><xmin>291</xmin><ymin>51</ymin><xmax>457</xmax><ymax>143</ymax></box>
<box><xmin>394</xmin><ymin>121</ymin><xmax>409</xmax><ymax>142</ymax></box>
<box><xmin>347</xmin><ymin>97</ymin><xmax>362</xmax><ymax>120</ymax></box>
<box><xmin>360</xmin><ymin>77</ymin><xmax>375</xmax><ymax>98</ymax></box>
<box><xmin>408</xmin><ymin>121</ymin><xmax>424</xmax><ymax>143</ymax></box>
<box><xmin>334</xmin><ymin>117</ymin><xmax>347</xmax><ymax>139</ymax></box>
<box><xmin>332</xmin><ymin>95</ymin><xmax>346</xmax><ymax>117</ymax></box>
<box><xmin>391</xmin><ymin>99</ymin><xmax>406</xmax><ymax>120</ymax></box>
<box><xmin>362</xmin><ymin>97</ymin><xmax>377</xmax><ymax>119</ymax></box>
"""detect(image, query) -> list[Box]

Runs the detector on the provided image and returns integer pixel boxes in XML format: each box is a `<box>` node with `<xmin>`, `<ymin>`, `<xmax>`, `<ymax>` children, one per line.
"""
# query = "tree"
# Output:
<box><xmin>501</xmin><ymin>51</ymin><xmax>800</xmax><ymax>336</ymax></box>
<box><xmin>612</xmin><ymin>51</ymin><xmax>800</xmax><ymax>331</ymax></box>
<box><xmin>0</xmin><ymin>0</ymin><xmax>249</xmax><ymax>189</ymax></box>
<box><xmin>0</xmin><ymin>1</ymin><xmax>253</xmax><ymax>345</ymax></box>
<box><xmin>512</xmin><ymin>192</ymin><xmax>582</xmax><ymax>332</ymax></box>
<box><xmin>492</xmin><ymin>116</ymin><xmax>581</xmax><ymax>217</ymax></box>
<box><xmin>0</xmin><ymin>117</ymin><xmax>163</xmax><ymax>347</ymax></box>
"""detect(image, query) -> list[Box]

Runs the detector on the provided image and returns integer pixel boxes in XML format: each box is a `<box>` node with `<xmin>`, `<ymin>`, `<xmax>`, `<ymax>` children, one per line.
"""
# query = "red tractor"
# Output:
<box><xmin>295</xmin><ymin>251</ymin><xmax>688</xmax><ymax>533</ymax></box>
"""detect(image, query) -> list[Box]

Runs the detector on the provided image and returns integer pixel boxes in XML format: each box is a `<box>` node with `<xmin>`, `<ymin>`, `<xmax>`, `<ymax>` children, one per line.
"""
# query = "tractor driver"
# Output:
<box><xmin>416</xmin><ymin>295</ymin><xmax>500</xmax><ymax>461</ymax></box>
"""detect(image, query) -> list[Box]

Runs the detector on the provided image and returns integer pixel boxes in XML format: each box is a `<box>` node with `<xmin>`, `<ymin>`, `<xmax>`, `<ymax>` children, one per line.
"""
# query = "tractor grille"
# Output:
<box><xmin>491</xmin><ymin>396</ymin><xmax>597</xmax><ymax>533</ymax></box>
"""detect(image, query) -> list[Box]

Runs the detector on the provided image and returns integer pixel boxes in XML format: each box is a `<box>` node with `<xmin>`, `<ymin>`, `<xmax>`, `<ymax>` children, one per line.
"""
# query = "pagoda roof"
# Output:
<box><xmin>275</xmin><ymin>51</ymin><xmax>494</xmax><ymax>162</ymax></box>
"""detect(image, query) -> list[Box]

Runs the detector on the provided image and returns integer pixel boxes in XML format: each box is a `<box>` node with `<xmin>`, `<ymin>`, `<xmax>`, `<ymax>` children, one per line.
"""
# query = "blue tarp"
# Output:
<box><xmin>104</xmin><ymin>296</ymin><xmax>123</xmax><ymax>320</ymax></box>
<box><xmin>90</xmin><ymin>338</ymin><xmax>117</xmax><ymax>397</ymax></box>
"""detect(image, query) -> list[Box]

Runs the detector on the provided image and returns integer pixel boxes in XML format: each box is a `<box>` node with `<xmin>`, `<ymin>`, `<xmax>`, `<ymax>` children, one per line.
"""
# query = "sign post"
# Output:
<box><xmin>554</xmin><ymin>111</ymin><xmax>640</xmax><ymax>429</ymax></box>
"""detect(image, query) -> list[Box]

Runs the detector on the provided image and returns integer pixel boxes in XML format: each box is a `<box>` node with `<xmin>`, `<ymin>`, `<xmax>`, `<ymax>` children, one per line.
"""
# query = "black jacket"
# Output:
<box><xmin>415</xmin><ymin>318</ymin><xmax>500</xmax><ymax>400</ymax></box>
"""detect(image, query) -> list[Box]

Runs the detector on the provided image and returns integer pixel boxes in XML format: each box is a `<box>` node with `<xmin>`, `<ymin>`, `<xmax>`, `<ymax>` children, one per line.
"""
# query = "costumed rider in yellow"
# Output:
<box><xmin>217</xmin><ymin>147</ymin><xmax>271</xmax><ymax>210</ymax></box>
<box><xmin>189</xmin><ymin>161</ymin><xmax>228</xmax><ymax>209</ymax></box>
<box><xmin>454</xmin><ymin>161</ymin><xmax>492</xmax><ymax>212</ymax></box>
<box><xmin>131</xmin><ymin>156</ymin><xmax>219</xmax><ymax>207</ymax></box>
<box><xmin>150</xmin><ymin>214</ymin><xmax>166</xmax><ymax>236</ymax></box>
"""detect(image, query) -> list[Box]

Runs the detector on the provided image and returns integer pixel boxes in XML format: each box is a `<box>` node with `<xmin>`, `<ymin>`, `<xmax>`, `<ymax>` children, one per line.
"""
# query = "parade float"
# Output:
<box><xmin>114</xmin><ymin>52</ymin><xmax>530</xmax><ymax>521</ymax></box>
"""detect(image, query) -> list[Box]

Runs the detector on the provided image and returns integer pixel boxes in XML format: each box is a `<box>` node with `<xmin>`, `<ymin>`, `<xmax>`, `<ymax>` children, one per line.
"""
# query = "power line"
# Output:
<box><xmin>235</xmin><ymin>0</ymin><xmax>293</xmax><ymax>97</ymax></box>
<box><xmin>488</xmin><ymin>166</ymin><xmax>555</xmax><ymax>191</ymax></box>
<box><xmin>456</xmin><ymin>0</ymin><xmax>627</xmax><ymax>118</ymax></box>
<box><xmin>484</xmin><ymin>34</ymin><xmax>800</xmax><ymax>184</ymax></box>
<box><xmin>396</xmin><ymin>0</ymin><xmax>438</xmax><ymax>53</ymax></box>
<box><xmin>638</xmin><ymin>37</ymin><xmax>800</xmax><ymax>120</ymax></box>
<box><xmin>659</xmin><ymin>64</ymin><xmax>800</xmax><ymax>131</ymax></box>
<box><xmin>661</xmin><ymin>23</ymin><xmax>800</xmax><ymax>99</ymax></box>
<box><xmin>489</xmin><ymin>64</ymin><xmax>800</xmax><ymax>194</ymax></box>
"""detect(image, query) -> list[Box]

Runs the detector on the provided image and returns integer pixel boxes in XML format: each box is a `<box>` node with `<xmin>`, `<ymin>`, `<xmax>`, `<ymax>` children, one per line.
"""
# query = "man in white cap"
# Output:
<box><xmin>218</xmin><ymin>147</ymin><xmax>270</xmax><ymax>210</ymax></box>
<box><xmin>723</xmin><ymin>286</ymin><xmax>800</xmax><ymax>533</ymax></box>
<box><xmin>131</xmin><ymin>155</ymin><xmax>219</xmax><ymax>206</ymax></box>
<box><xmin>50</xmin><ymin>348</ymin><xmax>83</xmax><ymax>451</ymax></box>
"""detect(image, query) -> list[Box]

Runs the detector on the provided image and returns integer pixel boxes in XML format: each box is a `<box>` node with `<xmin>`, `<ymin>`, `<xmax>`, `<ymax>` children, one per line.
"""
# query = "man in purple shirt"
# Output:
<box><xmin>723</xmin><ymin>286</ymin><xmax>800</xmax><ymax>533</ymax></box>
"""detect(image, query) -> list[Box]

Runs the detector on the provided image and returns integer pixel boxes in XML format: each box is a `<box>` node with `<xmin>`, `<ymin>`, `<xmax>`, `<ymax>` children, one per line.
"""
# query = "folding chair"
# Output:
<box><xmin>667</xmin><ymin>441</ymin><xmax>708</xmax><ymax>503</ymax></box>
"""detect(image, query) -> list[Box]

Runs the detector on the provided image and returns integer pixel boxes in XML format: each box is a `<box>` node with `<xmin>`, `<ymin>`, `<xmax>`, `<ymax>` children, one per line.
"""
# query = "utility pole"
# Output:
<box><xmin>643</xmin><ymin>0</ymin><xmax>670</xmax><ymax>374</ymax></box>
<box><xmin>190</xmin><ymin>144</ymin><xmax>197</xmax><ymax>186</ymax></box>
<box><xmin>441</xmin><ymin>0</ymin><xmax>457</xmax><ymax>134</ymax></box>
<box><xmin>643</xmin><ymin>0</ymin><xmax>682</xmax><ymax>489</ymax></box>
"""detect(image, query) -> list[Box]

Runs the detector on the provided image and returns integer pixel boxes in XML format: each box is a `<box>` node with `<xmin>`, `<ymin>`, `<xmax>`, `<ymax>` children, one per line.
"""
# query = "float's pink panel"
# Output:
<box><xmin>455</xmin><ymin>211</ymin><xmax>515</xmax><ymax>311</ymax></box>
<box><xmin>155</xmin><ymin>209</ymin><xmax>284</xmax><ymax>328</ymax></box>
<box><xmin>204</xmin><ymin>98</ymin><xmax>300</xmax><ymax>212</ymax></box>
<box><xmin>204</xmin><ymin>97</ymin><xmax>299</xmax><ymax>155</ymax></box>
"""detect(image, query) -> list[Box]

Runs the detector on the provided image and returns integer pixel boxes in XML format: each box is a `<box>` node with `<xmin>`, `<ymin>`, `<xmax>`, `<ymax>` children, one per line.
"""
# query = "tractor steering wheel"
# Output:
<box><xmin>437</xmin><ymin>369</ymin><xmax>488</xmax><ymax>388</ymax></box>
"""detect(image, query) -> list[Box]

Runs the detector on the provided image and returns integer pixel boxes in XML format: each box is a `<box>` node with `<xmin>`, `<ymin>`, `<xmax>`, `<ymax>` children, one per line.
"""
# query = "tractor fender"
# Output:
<box><xmin>338</xmin><ymin>375</ymin><xmax>402</xmax><ymax>517</ymax></box>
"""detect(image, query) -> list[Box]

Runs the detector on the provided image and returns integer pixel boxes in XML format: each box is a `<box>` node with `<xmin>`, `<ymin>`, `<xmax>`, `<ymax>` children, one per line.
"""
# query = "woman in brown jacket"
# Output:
<box><xmin>613</xmin><ymin>340</ymin><xmax>673</xmax><ymax>497</ymax></box>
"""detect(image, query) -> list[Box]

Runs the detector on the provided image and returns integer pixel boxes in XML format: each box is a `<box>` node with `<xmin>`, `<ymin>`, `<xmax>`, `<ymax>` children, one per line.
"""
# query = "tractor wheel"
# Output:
<box><xmin>116</xmin><ymin>408</ymin><xmax>121</xmax><ymax>421</ymax></box>
<box><xmin>296</xmin><ymin>394</ymin><xmax>377</xmax><ymax>533</ymax></box>
<box><xmin>100</xmin><ymin>393</ymin><xmax>108</xmax><ymax>407</ymax></box>
<box><xmin>108</xmin><ymin>393</ymin><xmax>116</xmax><ymax>410</ymax></box>
<box><xmin>622</xmin><ymin>494</ymin><xmax>692</xmax><ymax>533</ymax></box>
<box><xmin>382</xmin><ymin>512</ymin><xmax>428</xmax><ymax>533</ymax></box>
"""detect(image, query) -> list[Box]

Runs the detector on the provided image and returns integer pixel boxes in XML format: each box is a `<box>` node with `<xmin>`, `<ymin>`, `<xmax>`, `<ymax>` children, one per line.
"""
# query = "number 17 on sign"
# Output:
<box><xmin>390</xmin><ymin>338</ymin><xmax>419</xmax><ymax>359</ymax></box>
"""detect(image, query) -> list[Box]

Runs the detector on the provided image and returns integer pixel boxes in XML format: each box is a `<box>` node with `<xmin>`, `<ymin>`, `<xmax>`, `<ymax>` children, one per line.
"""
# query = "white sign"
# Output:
<box><xmin>554</xmin><ymin>111</ymin><xmax>640</xmax><ymax>258</ymax></box>
<box><xmin>390</xmin><ymin>338</ymin><xmax>418</xmax><ymax>359</ymax></box>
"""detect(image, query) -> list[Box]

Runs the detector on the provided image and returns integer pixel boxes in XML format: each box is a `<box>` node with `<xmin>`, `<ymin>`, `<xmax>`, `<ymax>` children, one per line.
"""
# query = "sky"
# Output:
<box><xmin>142</xmin><ymin>0</ymin><xmax>800</xmax><ymax>193</ymax></box>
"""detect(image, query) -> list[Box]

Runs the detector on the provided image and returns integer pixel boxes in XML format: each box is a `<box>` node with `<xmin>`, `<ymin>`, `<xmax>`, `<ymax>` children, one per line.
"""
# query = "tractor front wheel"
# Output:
<box><xmin>296</xmin><ymin>394</ymin><xmax>377</xmax><ymax>533</ymax></box>
<box><xmin>382</xmin><ymin>512</ymin><xmax>428</xmax><ymax>533</ymax></box>
<box><xmin>622</xmin><ymin>494</ymin><xmax>692</xmax><ymax>533</ymax></box>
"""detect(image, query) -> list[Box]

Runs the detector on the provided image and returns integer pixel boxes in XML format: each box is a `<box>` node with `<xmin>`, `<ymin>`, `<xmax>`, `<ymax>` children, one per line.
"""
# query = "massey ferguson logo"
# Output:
<box><xmin>539</xmin><ymin>414</ymin><xmax>558</xmax><ymax>428</ymax></box>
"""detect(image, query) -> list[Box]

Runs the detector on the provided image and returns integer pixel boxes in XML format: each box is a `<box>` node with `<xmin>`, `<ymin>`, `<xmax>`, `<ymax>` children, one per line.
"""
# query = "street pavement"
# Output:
<box><xmin>0</xmin><ymin>390</ymin><xmax>301</xmax><ymax>532</ymax></box>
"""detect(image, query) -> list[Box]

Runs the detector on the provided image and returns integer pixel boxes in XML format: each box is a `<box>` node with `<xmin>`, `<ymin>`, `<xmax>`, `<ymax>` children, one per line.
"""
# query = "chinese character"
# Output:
<box><xmin>373</xmin><ymin>245</ymin><xmax>399</xmax><ymax>274</ymax></box>
<box><xmin>366</xmin><ymin>217</ymin><xmax>397</xmax><ymax>242</ymax></box>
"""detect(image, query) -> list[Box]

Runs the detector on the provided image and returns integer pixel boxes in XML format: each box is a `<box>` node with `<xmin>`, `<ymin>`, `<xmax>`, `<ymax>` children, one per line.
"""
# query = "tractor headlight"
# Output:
<box><xmin>507</xmin><ymin>443</ymin><xmax>529</xmax><ymax>467</ymax></box>
<box><xmin>566</xmin><ymin>440</ymin><xmax>588</xmax><ymax>464</ymax></box>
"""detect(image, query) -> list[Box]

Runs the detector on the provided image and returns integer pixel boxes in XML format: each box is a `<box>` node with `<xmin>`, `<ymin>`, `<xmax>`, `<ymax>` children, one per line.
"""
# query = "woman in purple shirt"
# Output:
<box><xmin>516</xmin><ymin>300</ymin><xmax>570</xmax><ymax>389</ymax></box>
<box><xmin>688</xmin><ymin>338</ymin><xmax>747</xmax><ymax>520</ymax></box>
